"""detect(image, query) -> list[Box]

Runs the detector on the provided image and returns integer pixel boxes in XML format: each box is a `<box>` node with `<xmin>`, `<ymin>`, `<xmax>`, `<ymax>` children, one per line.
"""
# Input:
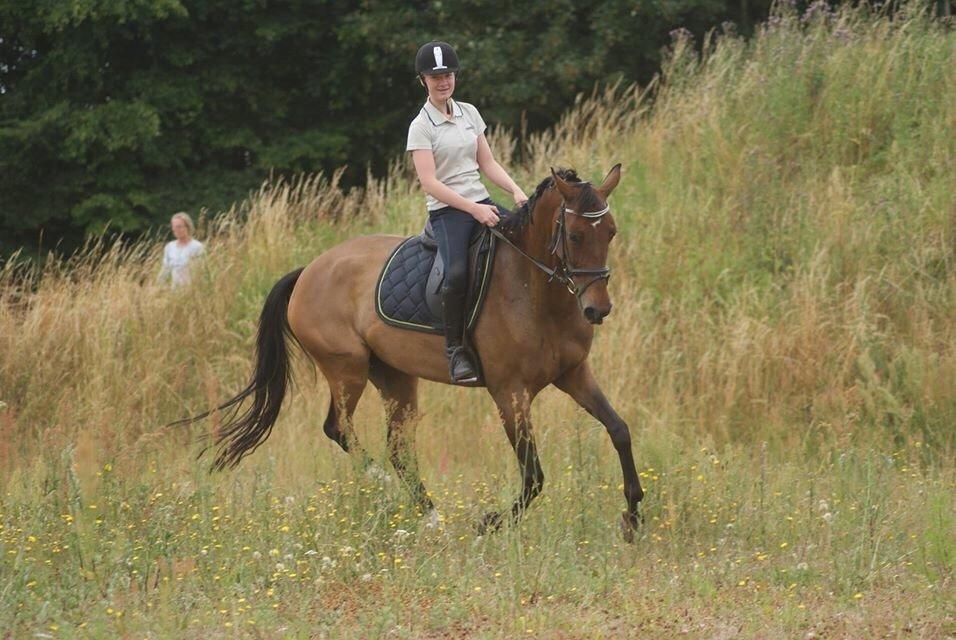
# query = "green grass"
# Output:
<box><xmin>1</xmin><ymin>1</ymin><xmax>953</xmax><ymax>637</ymax></box>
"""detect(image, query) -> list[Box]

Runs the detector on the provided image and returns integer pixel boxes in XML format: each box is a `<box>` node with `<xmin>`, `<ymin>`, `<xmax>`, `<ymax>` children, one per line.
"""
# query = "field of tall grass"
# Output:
<box><xmin>1</xmin><ymin>1</ymin><xmax>953</xmax><ymax>637</ymax></box>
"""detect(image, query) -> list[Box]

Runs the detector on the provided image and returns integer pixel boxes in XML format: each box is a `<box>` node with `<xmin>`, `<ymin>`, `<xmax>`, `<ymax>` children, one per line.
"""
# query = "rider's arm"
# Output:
<box><xmin>476</xmin><ymin>134</ymin><xmax>526</xmax><ymax>201</ymax></box>
<box><xmin>411</xmin><ymin>149</ymin><xmax>485</xmax><ymax>215</ymax></box>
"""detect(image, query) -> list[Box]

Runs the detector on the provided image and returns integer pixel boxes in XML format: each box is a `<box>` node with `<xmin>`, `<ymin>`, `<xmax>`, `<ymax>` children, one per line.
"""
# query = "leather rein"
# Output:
<box><xmin>489</xmin><ymin>200</ymin><xmax>612</xmax><ymax>304</ymax></box>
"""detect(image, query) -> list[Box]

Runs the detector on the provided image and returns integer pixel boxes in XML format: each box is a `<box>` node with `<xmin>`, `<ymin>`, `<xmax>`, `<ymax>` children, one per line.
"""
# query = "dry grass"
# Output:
<box><xmin>1</xmin><ymin>1</ymin><xmax>953</xmax><ymax>637</ymax></box>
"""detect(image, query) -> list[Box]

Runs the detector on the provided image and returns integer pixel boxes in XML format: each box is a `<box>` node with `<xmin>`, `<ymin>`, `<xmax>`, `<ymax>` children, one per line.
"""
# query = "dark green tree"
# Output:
<box><xmin>1</xmin><ymin>0</ymin><xmax>774</xmax><ymax>259</ymax></box>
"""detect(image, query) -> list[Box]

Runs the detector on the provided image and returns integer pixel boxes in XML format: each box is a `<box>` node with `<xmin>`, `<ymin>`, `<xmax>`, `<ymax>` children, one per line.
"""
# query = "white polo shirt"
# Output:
<box><xmin>406</xmin><ymin>98</ymin><xmax>491</xmax><ymax>211</ymax></box>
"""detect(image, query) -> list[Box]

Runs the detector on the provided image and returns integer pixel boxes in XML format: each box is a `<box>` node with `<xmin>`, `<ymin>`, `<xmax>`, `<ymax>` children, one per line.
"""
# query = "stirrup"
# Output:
<box><xmin>447</xmin><ymin>346</ymin><xmax>479</xmax><ymax>384</ymax></box>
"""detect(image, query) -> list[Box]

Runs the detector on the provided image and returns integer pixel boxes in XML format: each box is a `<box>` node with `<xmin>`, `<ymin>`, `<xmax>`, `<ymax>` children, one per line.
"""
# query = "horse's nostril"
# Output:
<box><xmin>584</xmin><ymin>307</ymin><xmax>597</xmax><ymax>321</ymax></box>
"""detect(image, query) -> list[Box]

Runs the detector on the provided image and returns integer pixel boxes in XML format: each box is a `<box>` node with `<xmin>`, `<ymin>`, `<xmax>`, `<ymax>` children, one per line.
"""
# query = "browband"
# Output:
<box><xmin>563</xmin><ymin>204</ymin><xmax>610</xmax><ymax>218</ymax></box>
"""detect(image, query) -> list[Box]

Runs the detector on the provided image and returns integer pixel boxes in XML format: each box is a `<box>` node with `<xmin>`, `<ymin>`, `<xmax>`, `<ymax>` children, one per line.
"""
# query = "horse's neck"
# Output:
<box><xmin>508</xmin><ymin>190</ymin><xmax>579</xmax><ymax>318</ymax></box>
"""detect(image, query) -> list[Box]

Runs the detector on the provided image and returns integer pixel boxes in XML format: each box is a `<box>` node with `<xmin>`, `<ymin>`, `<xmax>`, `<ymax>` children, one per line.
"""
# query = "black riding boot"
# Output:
<box><xmin>441</xmin><ymin>290</ymin><xmax>479</xmax><ymax>384</ymax></box>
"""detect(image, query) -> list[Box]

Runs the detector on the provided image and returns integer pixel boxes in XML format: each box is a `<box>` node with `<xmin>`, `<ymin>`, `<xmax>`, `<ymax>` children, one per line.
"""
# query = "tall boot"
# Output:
<box><xmin>441</xmin><ymin>289</ymin><xmax>479</xmax><ymax>384</ymax></box>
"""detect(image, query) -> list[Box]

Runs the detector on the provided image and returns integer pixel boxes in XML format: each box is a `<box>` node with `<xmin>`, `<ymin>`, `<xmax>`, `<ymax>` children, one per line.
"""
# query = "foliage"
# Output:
<box><xmin>0</xmin><ymin>0</ymin><xmax>775</xmax><ymax>258</ymax></box>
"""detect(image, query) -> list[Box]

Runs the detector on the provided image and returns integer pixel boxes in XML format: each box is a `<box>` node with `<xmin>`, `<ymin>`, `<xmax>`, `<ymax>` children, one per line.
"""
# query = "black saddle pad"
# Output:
<box><xmin>375</xmin><ymin>229</ymin><xmax>496</xmax><ymax>334</ymax></box>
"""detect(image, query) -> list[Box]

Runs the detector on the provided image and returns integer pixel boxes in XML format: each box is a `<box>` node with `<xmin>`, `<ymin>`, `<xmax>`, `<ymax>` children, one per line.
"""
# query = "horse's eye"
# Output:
<box><xmin>569</xmin><ymin>233</ymin><xmax>583</xmax><ymax>244</ymax></box>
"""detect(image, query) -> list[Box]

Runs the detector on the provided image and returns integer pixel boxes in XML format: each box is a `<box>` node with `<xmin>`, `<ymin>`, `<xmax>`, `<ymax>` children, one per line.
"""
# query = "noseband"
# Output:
<box><xmin>490</xmin><ymin>199</ymin><xmax>612</xmax><ymax>306</ymax></box>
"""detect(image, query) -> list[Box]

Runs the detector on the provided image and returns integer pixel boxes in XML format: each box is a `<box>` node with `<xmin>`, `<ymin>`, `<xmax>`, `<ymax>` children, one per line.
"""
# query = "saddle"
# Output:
<box><xmin>375</xmin><ymin>220</ymin><xmax>497</xmax><ymax>337</ymax></box>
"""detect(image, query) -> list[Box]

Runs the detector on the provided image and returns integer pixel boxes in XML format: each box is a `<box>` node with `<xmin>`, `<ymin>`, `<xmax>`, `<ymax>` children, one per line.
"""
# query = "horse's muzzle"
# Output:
<box><xmin>584</xmin><ymin>304</ymin><xmax>611</xmax><ymax>324</ymax></box>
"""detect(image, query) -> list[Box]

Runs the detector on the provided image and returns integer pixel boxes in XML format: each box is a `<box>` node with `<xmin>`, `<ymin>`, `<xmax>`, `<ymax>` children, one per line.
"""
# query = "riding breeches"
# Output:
<box><xmin>428</xmin><ymin>205</ymin><xmax>480</xmax><ymax>298</ymax></box>
<box><xmin>429</xmin><ymin>198</ymin><xmax>510</xmax><ymax>294</ymax></box>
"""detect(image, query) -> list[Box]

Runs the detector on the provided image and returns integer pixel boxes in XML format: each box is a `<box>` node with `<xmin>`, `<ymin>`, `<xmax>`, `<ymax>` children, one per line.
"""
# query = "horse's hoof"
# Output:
<box><xmin>620</xmin><ymin>511</ymin><xmax>639</xmax><ymax>544</ymax></box>
<box><xmin>476</xmin><ymin>511</ymin><xmax>503</xmax><ymax>536</ymax></box>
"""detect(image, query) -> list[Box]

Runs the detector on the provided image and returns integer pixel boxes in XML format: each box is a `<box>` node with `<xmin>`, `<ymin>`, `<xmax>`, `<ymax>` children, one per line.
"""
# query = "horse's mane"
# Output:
<box><xmin>498</xmin><ymin>168</ymin><xmax>605</xmax><ymax>234</ymax></box>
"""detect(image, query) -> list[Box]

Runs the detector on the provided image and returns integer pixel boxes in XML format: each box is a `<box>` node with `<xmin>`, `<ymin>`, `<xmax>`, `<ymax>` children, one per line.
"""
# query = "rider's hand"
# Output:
<box><xmin>471</xmin><ymin>203</ymin><xmax>500</xmax><ymax>227</ymax></box>
<box><xmin>512</xmin><ymin>189</ymin><xmax>529</xmax><ymax>207</ymax></box>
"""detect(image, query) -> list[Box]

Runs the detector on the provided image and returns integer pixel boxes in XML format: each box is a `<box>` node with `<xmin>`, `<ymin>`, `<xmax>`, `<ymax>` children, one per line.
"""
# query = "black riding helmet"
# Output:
<box><xmin>415</xmin><ymin>41</ymin><xmax>460</xmax><ymax>76</ymax></box>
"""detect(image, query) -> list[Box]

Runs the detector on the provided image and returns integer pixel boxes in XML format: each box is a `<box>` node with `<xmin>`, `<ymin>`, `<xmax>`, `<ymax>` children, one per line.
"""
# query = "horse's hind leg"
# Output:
<box><xmin>369</xmin><ymin>359</ymin><xmax>435</xmax><ymax>516</ymax></box>
<box><xmin>314</xmin><ymin>348</ymin><xmax>371</xmax><ymax>455</ymax></box>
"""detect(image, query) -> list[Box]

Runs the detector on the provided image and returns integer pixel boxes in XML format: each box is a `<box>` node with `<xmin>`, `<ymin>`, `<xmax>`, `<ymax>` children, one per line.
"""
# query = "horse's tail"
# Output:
<box><xmin>172</xmin><ymin>267</ymin><xmax>305</xmax><ymax>471</ymax></box>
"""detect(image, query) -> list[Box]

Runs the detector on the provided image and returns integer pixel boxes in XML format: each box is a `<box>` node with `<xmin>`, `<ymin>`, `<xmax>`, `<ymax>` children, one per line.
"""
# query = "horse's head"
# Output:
<box><xmin>550</xmin><ymin>164</ymin><xmax>621</xmax><ymax>324</ymax></box>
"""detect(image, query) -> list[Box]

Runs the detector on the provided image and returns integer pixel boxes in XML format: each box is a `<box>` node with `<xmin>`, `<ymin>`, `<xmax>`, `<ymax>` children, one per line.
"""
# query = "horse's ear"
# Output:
<box><xmin>550</xmin><ymin>167</ymin><xmax>578</xmax><ymax>201</ymax></box>
<box><xmin>597</xmin><ymin>163</ymin><xmax>622</xmax><ymax>198</ymax></box>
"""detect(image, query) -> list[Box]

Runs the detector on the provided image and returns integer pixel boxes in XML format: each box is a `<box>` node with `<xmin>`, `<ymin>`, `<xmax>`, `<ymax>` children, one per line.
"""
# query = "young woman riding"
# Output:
<box><xmin>406</xmin><ymin>41</ymin><xmax>528</xmax><ymax>384</ymax></box>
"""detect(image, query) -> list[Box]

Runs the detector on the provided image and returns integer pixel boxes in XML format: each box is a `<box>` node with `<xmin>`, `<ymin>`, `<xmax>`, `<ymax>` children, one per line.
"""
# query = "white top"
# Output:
<box><xmin>159</xmin><ymin>239</ymin><xmax>204</xmax><ymax>288</ymax></box>
<box><xmin>406</xmin><ymin>98</ymin><xmax>491</xmax><ymax>211</ymax></box>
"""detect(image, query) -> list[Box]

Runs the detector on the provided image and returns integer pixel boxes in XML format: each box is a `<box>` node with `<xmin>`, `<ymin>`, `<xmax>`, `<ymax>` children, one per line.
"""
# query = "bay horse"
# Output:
<box><xmin>191</xmin><ymin>165</ymin><xmax>644</xmax><ymax>541</ymax></box>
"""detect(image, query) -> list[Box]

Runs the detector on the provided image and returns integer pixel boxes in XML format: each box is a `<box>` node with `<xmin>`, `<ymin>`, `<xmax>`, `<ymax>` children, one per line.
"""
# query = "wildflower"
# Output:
<box><xmin>252</xmin><ymin>551</ymin><xmax>262</xmax><ymax>560</ymax></box>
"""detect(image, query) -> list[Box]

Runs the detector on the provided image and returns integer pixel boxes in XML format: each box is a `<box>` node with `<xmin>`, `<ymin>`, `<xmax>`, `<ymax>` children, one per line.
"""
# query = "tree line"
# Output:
<box><xmin>3</xmin><ymin>0</ymin><xmax>786</xmax><ymax>259</ymax></box>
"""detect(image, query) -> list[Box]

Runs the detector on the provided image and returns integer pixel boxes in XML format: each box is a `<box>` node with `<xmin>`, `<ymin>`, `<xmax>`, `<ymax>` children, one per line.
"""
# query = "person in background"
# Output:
<box><xmin>158</xmin><ymin>212</ymin><xmax>204</xmax><ymax>288</ymax></box>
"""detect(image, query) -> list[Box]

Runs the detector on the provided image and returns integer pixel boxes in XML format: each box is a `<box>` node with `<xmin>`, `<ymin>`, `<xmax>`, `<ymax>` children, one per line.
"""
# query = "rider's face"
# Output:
<box><xmin>423</xmin><ymin>72</ymin><xmax>455</xmax><ymax>101</ymax></box>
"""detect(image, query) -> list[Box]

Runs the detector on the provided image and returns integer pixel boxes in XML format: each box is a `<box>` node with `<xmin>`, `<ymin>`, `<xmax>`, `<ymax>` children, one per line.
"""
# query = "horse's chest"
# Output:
<box><xmin>516</xmin><ymin>328</ymin><xmax>591</xmax><ymax>380</ymax></box>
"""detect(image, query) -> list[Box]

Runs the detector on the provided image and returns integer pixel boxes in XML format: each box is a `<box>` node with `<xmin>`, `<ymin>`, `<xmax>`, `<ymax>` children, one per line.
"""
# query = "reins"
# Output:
<box><xmin>489</xmin><ymin>199</ymin><xmax>612</xmax><ymax>305</ymax></box>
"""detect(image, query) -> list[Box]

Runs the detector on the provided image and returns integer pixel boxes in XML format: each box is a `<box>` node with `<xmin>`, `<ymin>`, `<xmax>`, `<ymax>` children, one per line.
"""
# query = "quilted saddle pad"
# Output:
<box><xmin>375</xmin><ymin>230</ymin><xmax>496</xmax><ymax>335</ymax></box>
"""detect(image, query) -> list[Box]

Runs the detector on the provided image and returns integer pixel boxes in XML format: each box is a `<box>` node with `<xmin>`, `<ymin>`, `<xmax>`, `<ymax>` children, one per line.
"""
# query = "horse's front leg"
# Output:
<box><xmin>478</xmin><ymin>387</ymin><xmax>544</xmax><ymax>534</ymax></box>
<box><xmin>554</xmin><ymin>361</ymin><xmax>644</xmax><ymax>542</ymax></box>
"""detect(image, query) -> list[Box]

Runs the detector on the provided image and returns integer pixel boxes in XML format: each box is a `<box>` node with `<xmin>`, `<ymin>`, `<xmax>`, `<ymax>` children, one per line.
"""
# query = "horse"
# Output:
<box><xmin>189</xmin><ymin>164</ymin><xmax>644</xmax><ymax>542</ymax></box>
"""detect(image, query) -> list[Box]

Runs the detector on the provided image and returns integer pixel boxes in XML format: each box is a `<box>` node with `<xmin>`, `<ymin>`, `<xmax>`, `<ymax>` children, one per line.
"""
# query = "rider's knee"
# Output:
<box><xmin>442</xmin><ymin>264</ymin><xmax>468</xmax><ymax>296</ymax></box>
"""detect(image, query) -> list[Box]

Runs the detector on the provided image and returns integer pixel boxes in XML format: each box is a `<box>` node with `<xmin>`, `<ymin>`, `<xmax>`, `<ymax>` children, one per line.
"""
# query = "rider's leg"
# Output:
<box><xmin>429</xmin><ymin>208</ymin><xmax>480</xmax><ymax>383</ymax></box>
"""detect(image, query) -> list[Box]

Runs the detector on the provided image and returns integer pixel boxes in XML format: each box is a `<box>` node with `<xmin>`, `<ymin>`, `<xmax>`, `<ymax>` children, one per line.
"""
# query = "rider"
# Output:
<box><xmin>406</xmin><ymin>41</ymin><xmax>528</xmax><ymax>384</ymax></box>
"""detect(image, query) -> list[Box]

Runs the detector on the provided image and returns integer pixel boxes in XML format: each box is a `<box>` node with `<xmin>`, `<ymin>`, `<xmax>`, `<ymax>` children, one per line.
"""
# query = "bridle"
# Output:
<box><xmin>489</xmin><ymin>194</ymin><xmax>612</xmax><ymax>305</ymax></box>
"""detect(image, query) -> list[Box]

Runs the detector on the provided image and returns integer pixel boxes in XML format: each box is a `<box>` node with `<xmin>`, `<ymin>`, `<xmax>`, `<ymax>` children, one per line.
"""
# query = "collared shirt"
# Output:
<box><xmin>406</xmin><ymin>98</ymin><xmax>491</xmax><ymax>211</ymax></box>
